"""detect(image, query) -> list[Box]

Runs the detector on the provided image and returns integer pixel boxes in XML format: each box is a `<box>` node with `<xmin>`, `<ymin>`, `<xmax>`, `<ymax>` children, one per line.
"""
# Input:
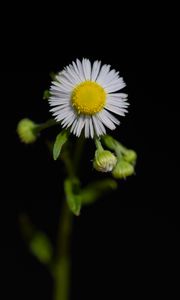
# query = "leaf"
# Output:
<box><xmin>64</xmin><ymin>178</ymin><xmax>81</xmax><ymax>216</ymax></box>
<box><xmin>53</xmin><ymin>130</ymin><xmax>69</xmax><ymax>160</ymax></box>
<box><xmin>19</xmin><ymin>214</ymin><xmax>52</xmax><ymax>265</ymax></box>
<box><xmin>81</xmin><ymin>179</ymin><xmax>118</xmax><ymax>205</ymax></box>
<box><xmin>30</xmin><ymin>232</ymin><xmax>53</xmax><ymax>264</ymax></box>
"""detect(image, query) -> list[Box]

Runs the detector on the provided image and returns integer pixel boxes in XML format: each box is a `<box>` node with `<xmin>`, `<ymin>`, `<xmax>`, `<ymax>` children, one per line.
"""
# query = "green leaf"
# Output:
<box><xmin>64</xmin><ymin>178</ymin><xmax>81</xmax><ymax>216</ymax></box>
<box><xmin>81</xmin><ymin>179</ymin><xmax>118</xmax><ymax>205</ymax></box>
<box><xmin>19</xmin><ymin>214</ymin><xmax>53</xmax><ymax>265</ymax></box>
<box><xmin>30</xmin><ymin>232</ymin><xmax>53</xmax><ymax>264</ymax></box>
<box><xmin>53</xmin><ymin>130</ymin><xmax>69</xmax><ymax>160</ymax></box>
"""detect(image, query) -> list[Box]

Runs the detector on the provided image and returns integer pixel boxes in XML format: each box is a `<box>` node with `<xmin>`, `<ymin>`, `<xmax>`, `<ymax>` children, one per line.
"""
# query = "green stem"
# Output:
<box><xmin>73</xmin><ymin>135</ymin><xmax>85</xmax><ymax>174</ymax></box>
<box><xmin>102</xmin><ymin>135</ymin><xmax>127</xmax><ymax>158</ymax></box>
<box><xmin>35</xmin><ymin>119</ymin><xmax>58</xmax><ymax>133</ymax></box>
<box><xmin>54</xmin><ymin>201</ymin><xmax>72</xmax><ymax>300</ymax></box>
<box><xmin>94</xmin><ymin>137</ymin><xmax>104</xmax><ymax>151</ymax></box>
<box><xmin>53</xmin><ymin>140</ymin><xmax>82</xmax><ymax>300</ymax></box>
<box><xmin>61</xmin><ymin>151</ymin><xmax>75</xmax><ymax>179</ymax></box>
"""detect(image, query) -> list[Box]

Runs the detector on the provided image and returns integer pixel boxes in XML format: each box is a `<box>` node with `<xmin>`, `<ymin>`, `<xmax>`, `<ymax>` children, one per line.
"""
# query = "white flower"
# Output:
<box><xmin>49</xmin><ymin>58</ymin><xmax>129</xmax><ymax>138</ymax></box>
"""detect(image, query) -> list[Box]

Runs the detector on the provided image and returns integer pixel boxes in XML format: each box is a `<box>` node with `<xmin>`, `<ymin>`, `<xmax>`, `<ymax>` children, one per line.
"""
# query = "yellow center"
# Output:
<box><xmin>71</xmin><ymin>81</ymin><xmax>106</xmax><ymax>115</ymax></box>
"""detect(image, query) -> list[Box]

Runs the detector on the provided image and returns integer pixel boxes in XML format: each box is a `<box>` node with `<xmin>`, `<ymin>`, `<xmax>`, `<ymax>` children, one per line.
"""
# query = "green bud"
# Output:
<box><xmin>112</xmin><ymin>160</ymin><xmax>134</xmax><ymax>179</ymax></box>
<box><xmin>123</xmin><ymin>150</ymin><xmax>137</xmax><ymax>163</ymax></box>
<box><xmin>17</xmin><ymin>118</ymin><xmax>38</xmax><ymax>144</ymax></box>
<box><xmin>93</xmin><ymin>150</ymin><xmax>117</xmax><ymax>173</ymax></box>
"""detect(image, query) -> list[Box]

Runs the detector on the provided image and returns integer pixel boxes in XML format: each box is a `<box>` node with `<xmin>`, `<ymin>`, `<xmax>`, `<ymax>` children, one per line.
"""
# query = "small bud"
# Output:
<box><xmin>17</xmin><ymin>118</ymin><xmax>38</xmax><ymax>144</ymax></box>
<box><xmin>124</xmin><ymin>150</ymin><xmax>137</xmax><ymax>163</ymax></box>
<box><xmin>93</xmin><ymin>150</ymin><xmax>117</xmax><ymax>173</ymax></box>
<box><xmin>112</xmin><ymin>160</ymin><xmax>134</xmax><ymax>179</ymax></box>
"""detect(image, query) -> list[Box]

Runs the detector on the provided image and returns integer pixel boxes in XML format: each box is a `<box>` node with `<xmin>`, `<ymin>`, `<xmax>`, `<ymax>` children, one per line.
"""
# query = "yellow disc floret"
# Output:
<box><xmin>71</xmin><ymin>81</ymin><xmax>106</xmax><ymax>115</ymax></box>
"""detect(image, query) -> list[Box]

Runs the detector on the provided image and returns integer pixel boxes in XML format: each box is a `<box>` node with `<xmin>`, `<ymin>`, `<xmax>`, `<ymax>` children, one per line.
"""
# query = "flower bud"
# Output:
<box><xmin>93</xmin><ymin>150</ymin><xmax>117</xmax><ymax>173</ymax></box>
<box><xmin>124</xmin><ymin>150</ymin><xmax>137</xmax><ymax>163</ymax></box>
<box><xmin>17</xmin><ymin>118</ymin><xmax>37</xmax><ymax>144</ymax></box>
<box><xmin>112</xmin><ymin>160</ymin><xmax>134</xmax><ymax>179</ymax></box>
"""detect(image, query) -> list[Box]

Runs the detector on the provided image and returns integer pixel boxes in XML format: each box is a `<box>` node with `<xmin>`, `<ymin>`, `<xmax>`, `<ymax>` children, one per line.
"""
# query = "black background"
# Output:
<box><xmin>1</xmin><ymin>5</ymin><xmax>179</xmax><ymax>300</ymax></box>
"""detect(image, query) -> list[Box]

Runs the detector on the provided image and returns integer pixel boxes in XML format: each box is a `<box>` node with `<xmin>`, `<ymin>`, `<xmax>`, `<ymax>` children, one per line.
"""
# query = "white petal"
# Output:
<box><xmin>85</xmin><ymin>117</ymin><xmax>90</xmax><ymax>138</ymax></box>
<box><xmin>97</xmin><ymin>110</ymin><xmax>117</xmax><ymax>130</ymax></box>
<box><xmin>49</xmin><ymin>99</ymin><xmax>70</xmax><ymax>106</ymax></box>
<box><xmin>50</xmin><ymin>90</ymin><xmax>71</xmax><ymax>98</ymax></box>
<box><xmin>58</xmin><ymin>70</ymin><xmax>77</xmax><ymax>86</ymax></box>
<box><xmin>65</xmin><ymin>65</ymin><xmax>82</xmax><ymax>84</ymax></box>
<box><xmin>53</xmin><ymin>110</ymin><xmax>72</xmax><ymax>120</ymax></box>
<box><xmin>74</xmin><ymin>116</ymin><xmax>85</xmax><ymax>137</ymax></box>
<box><xmin>49</xmin><ymin>96</ymin><xmax>70</xmax><ymax>102</ymax></box>
<box><xmin>82</xmin><ymin>58</ymin><xmax>91</xmax><ymax>80</ymax></box>
<box><xmin>109</xmin><ymin>93</ymin><xmax>128</xmax><ymax>98</ymax></box>
<box><xmin>51</xmin><ymin>80</ymin><xmax>72</xmax><ymax>91</ymax></box>
<box><xmin>105</xmin><ymin>104</ymin><xmax>128</xmax><ymax>116</ymax></box>
<box><xmin>101</xmin><ymin>69</ymin><xmax>119</xmax><ymax>86</ymax></box>
<box><xmin>56</xmin><ymin>74</ymin><xmax>74</xmax><ymax>88</ymax></box>
<box><xmin>92</xmin><ymin>116</ymin><xmax>101</xmax><ymax>136</ymax></box>
<box><xmin>70</xmin><ymin>119</ymin><xmax>78</xmax><ymax>133</ymax></box>
<box><xmin>61</xmin><ymin>112</ymin><xmax>77</xmax><ymax>128</ymax></box>
<box><xmin>96</xmin><ymin>64</ymin><xmax>111</xmax><ymax>85</ymax></box>
<box><xmin>76</xmin><ymin>59</ymin><xmax>86</xmax><ymax>81</ymax></box>
<box><xmin>50</xmin><ymin>84</ymin><xmax>71</xmax><ymax>93</ymax></box>
<box><xmin>50</xmin><ymin>104</ymin><xmax>71</xmax><ymax>112</ymax></box>
<box><xmin>107</xmin><ymin>94</ymin><xmax>129</xmax><ymax>105</ymax></box>
<box><xmin>106</xmin><ymin>98</ymin><xmax>129</xmax><ymax>109</ymax></box>
<box><xmin>91</xmin><ymin>60</ymin><xmax>101</xmax><ymax>81</ymax></box>
<box><xmin>94</xmin><ymin>116</ymin><xmax>106</xmax><ymax>135</ymax></box>
<box><xmin>89</xmin><ymin>118</ymin><xmax>94</xmax><ymax>138</ymax></box>
<box><xmin>103</xmin><ymin>110</ymin><xmax>120</xmax><ymax>125</ymax></box>
<box><xmin>104</xmin><ymin>78</ymin><xmax>126</xmax><ymax>93</ymax></box>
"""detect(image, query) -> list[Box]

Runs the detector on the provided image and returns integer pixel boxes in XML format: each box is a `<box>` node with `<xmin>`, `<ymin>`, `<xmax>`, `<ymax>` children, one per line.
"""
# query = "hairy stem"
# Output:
<box><xmin>54</xmin><ymin>201</ymin><xmax>72</xmax><ymax>300</ymax></box>
<box><xmin>53</xmin><ymin>139</ymin><xmax>82</xmax><ymax>300</ymax></box>
<box><xmin>36</xmin><ymin>119</ymin><xmax>58</xmax><ymax>132</ymax></box>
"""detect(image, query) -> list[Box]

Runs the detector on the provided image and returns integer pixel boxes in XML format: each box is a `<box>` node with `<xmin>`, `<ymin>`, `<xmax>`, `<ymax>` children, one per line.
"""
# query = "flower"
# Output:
<box><xmin>93</xmin><ymin>149</ymin><xmax>117</xmax><ymax>172</ymax></box>
<box><xmin>112</xmin><ymin>160</ymin><xmax>134</xmax><ymax>179</ymax></box>
<box><xmin>49</xmin><ymin>58</ymin><xmax>129</xmax><ymax>138</ymax></box>
<box><xmin>123</xmin><ymin>149</ymin><xmax>137</xmax><ymax>164</ymax></box>
<box><xmin>17</xmin><ymin>118</ymin><xmax>37</xmax><ymax>144</ymax></box>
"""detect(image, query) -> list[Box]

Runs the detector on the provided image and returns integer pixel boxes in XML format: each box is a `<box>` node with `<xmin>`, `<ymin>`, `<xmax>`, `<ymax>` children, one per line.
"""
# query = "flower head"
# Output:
<box><xmin>112</xmin><ymin>160</ymin><xmax>134</xmax><ymax>179</ymax></box>
<box><xmin>49</xmin><ymin>58</ymin><xmax>129</xmax><ymax>138</ymax></box>
<box><xmin>93</xmin><ymin>149</ymin><xmax>117</xmax><ymax>173</ymax></box>
<box><xmin>17</xmin><ymin>118</ymin><xmax>37</xmax><ymax>144</ymax></box>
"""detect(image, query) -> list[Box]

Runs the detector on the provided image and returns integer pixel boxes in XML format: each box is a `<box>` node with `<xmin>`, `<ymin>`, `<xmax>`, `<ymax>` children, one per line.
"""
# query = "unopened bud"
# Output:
<box><xmin>124</xmin><ymin>150</ymin><xmax>137</xmax><ymax>163</ymax></box>
<box><xmin>93</xmin><ymin>150</ymin><xmax>117</xmax><ymax>173</ymax></box>
<box><xmin>17</xmin><ymin>118</ymin><xmax>37</xmax><ymax>144</ymax></box>
<box><xmin>112</xmin><ymin>160</ymin><xmax>134</xmax><ymax>179</ymax></box>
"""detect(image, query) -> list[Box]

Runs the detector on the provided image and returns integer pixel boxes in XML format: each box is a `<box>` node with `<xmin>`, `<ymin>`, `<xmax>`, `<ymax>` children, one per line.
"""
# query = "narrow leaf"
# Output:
<box><xmin>30</xmin><ymin>232</ymin><xmax>53</xmax><ymax>264</ymax></box>
<box><xmin>53</xmin><ymin>130</ymin><xmax>69</xmax><ymax>160</ymax></box>
<box><xmin>81</xmin><ymin>179</ymin><xmax>118</xmax><ymax>205</ymax></box>
<box><xmin>64</xmin><ymin>179</ymin><xmax>81</xmax><ymax>216</ymax></box>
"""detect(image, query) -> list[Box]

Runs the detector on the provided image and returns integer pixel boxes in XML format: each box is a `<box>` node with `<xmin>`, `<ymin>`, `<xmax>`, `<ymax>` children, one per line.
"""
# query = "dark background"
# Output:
<box><xmin>1</xmin><ymin>5</ymin><xmax>179</xmax><ymax>300</ymax></box>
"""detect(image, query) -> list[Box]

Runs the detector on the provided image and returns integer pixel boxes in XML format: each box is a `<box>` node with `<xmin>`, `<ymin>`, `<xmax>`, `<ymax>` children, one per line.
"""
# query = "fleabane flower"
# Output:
<box><xmin>49</xmin><ymin>58</ymin><xmax>129</xmax><ymax>138</ymax></box>
<box><xmin>17</xmin><ymin>118</ymin><xmax>37</xmax><ymax>144</ymax></box>
<box><xmin>93</xmin><ymin>149</ymin><xmax>117</xmax><ymax>173</ymax></box>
